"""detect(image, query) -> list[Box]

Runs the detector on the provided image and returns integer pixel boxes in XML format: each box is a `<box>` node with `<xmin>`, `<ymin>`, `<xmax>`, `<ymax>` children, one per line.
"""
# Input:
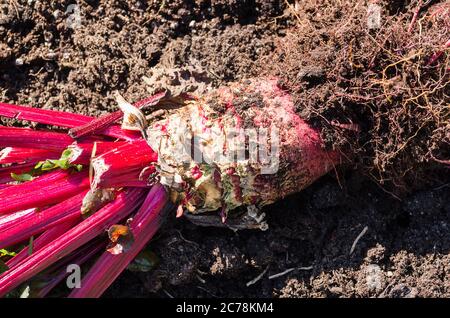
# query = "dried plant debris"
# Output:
<box><xmin>143</xmin><ymin>65</ymin><xmax>213</xmax><ymax>97</ymax></box>
<box><xmin>263</xmin><ymin>0</ymin><xmax>449</xmax><ymax>191</ymax></box>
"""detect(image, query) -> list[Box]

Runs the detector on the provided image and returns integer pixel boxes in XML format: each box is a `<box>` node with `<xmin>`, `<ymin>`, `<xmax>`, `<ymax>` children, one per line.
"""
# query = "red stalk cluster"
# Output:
<box><xmin>91</xmin><ymin>139</ymin><xmax>158</xmax><ymax>189</ymax></box>
<box><xmin>0</xmin><ymin>102</ymin><xmax>140</xmax><ymax>141</ymax></box>
<box><xmin>35</xmin><ymin>240</ymin><xmax>105</xmax><ymax>298</ymax></box>
<box><xmin>0</xmin><ymin>96</ymin><xmax>170</xmax><ymax>298</ymax></box>
<box><xmin>69</xmin><ymin>185</ymin><xmax>168</xmax><ymax>297</ymax></box>
<box><xmin>0</xmin><ymin>188</ymin><xmax>146</xmax><ymax>297</ymax></box>
<box><xmin>6</xmin><ymin>221</ymin><xmax>77</xmax><ymax>269</ymax></box>
<box><xmin>0</xmin><ymin>170</ymin><xmax>90</xmax><ymax>215</ymax></box>
<box><xmin>0</xmin><ymin>191</ymin><xmax>88</xmax><ymax>250</ymax></box>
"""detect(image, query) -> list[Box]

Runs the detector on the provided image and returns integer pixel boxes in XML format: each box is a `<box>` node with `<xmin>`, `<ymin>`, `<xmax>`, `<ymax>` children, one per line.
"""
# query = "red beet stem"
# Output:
<box><xmin>0</xmin><ymin>208</ymin><xmax>36</xmax><ymax>229</ymax></box>
<box><xmin>0</xmin><ymin>102</ymin><xmax>92</xmax><ymax>127</ymax></box>
<box><xmin>36</xmin><ymin>240</ymin><xmax>105</xmax><ymax>298</ymax></box>
<box><xmin>0</xmin><ymin>191</ymin><xmax>88</xmax><ymax>250</ymax></box>
<box><xmin>91</xmin><ymin>140</ymin><xmax>157</xmax><ymax>189</ymax></box>
<box><xmin>69</xmin><ymin>184</ymin><xmax>169</xmax><ymax>298</ymax></box>
<box><xmin>0</xmin><ymin>147</ymin><xmax>60</xmax><ymax>165</ymax></box>
<box><xmin>99</xmin><ymin>179</ymin><xmax>152</xmax><ymax>188</ymax></box>
<box><xmin>68</xmin><ymin>92</ymin><xmax>166</xmax><ymax>139</ymax></box>
<box><xmin>67</xmin><ymin>141</ymin><xmax>127</xmax><ymax>164</ymax></box>
<box><xmin>6</xmin><ymin>221</ymin><xmax>76</xmax><ymax>269</ymax></box>
<box><xmin>94</xmin><ymin>166</ymin><xmax>155</xmax><ymax>189</ymax></box>
<box><xmin>0</xmin><ymin>102</ymin><xmax>139</xmax><ymax>141</ymax></box>
<box><xmin>0</xmin><ymin>188</ymin><xmax>146</xmax><ymax>297</ymax></box>
<box><xmin>0</xmin><ymin>127</ymin><xmax>73</xmax><ymax>151</ymax></box>
<box><xmin>0</xmin><ymin>170</ymin><xmax>90</xmax><ymax>215</ymax></box>
<box><xmin>99</xmin><ymin>126</ymin><xmax>141</xmax><ymax>141</ymax></box>
<box><xmin>0</xmin><ymin>163</ymin><xmax>35</xmax><ymax>184</ymax></box>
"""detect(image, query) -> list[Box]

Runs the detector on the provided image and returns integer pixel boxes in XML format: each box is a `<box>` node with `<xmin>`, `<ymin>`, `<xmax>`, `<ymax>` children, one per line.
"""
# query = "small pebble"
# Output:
<box><xmin>62</xmin><ymin>52</ymin><xmax>71</xmax><ymax>60</ymax></box>
<box><xmin>46</xmin><ymin>51</ymin><xmax>57</xmax><ymax>60</ymax></box>
<box><xmin>45</xmin><ymin>62</ymin><xmax>55</xmax><ymax>72</ymax></box>
<box><xmin>43</xmin><ymin>31</ymin><xmax>53</xmax><ymax>42</ymax></box>
<box><xmin>53</xmin><ymin>10</ymin><xmax>61</xmax><ymax>19</ymax></box>
<box><xmin>329</xmin><ymin>287</ymin><xmax>343</xmax><ymax>294</ymax></box>
<box><xmin>15</xmin><ymin>58</ymin><xmax>24</xmax><ymax>66</ymax></box>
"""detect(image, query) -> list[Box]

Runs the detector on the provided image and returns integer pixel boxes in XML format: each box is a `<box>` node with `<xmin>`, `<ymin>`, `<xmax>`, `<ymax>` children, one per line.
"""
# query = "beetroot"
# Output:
<box><xmin>147</xmin><ymin>78</ymin><xmax>340</xmax><ymax>215</ymax></box>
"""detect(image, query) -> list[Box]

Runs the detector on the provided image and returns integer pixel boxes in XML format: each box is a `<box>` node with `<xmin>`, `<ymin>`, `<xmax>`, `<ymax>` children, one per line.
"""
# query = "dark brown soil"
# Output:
<box><xmin>0</xmin><ymin>0</ymin><xmax>449</xmax><ymax>298</ymax></box>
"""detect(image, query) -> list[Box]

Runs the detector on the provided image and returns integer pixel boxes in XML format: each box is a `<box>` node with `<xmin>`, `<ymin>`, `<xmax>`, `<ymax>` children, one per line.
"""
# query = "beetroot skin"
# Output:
<box><xmin>147</xmin><ymin>78</ymin><xmax>341</xmax><ymax>215</ymax></box>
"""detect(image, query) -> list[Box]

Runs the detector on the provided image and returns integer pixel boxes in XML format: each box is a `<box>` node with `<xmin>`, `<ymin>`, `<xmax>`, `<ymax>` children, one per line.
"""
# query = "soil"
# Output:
<box><xmin>0</xmin><ymin>0</ymin><xmax>449</xmax><ymax>298</ymax></box>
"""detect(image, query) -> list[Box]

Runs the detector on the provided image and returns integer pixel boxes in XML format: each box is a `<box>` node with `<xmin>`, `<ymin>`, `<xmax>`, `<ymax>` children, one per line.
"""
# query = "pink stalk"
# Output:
<box><xmin>0</xmin><ymin>191</ymin><xmax>88</xmax><ymax>249</ymax></box>
<box><xmin>67</xmin><ymin>92</ymin><xmax>166</xmax><ymax>139</ymax></box>
<box><xmin>91</xmin><ymin>140</ymin><xmax>157</xmax><ymax>189</ymax></box>
<box><xmin>0</xmin><ymin>208</ymin><xmax>36</xmax><ymax>229</ymax></box>
<box><xmin>0</xmin><ymin>102</ymin><xmax>92</xmax><ymax>127</ymax></box>
<box><xmin>6</xmin><ymin>221</ymin><xmax>77</xmax><ymax>269</ymax></box>
<box><xmin>94</xmin><ymin>166</ymin><xmax>156</xmax><ymax>188</ymax></box>
<box><xmin>0</xmin><ymin>127</ymin><xmax>73</xmax><ymax>151</ymax></box>
<box><xmin>69</xmin><ymin>184</ymin><xmax>169</xmax><ymax>298</ymax></box>
<box><xmin>35</xmin><ymin>240</ymin><xmax>105</xmax><ymax>298</ymax></box>
<box><xmin>0</xmin><ymin>102</ymin><xmax>140</xmax><ymax>141</ymax></box>
<box><xmin>99</xmin><ymin>126</ymin><xmax>141</xmax><ymax>141</ymax></box>
<box><xmin>99</xmin><ymin>179</ymin><xmax>152</xmax><ymax>188</ymax></box>
<box><xmin>67</xmin><ymin>141</ymin><xmax>127</xmax><ymax>164</ymax></box>
<box><xmin>0</xmin><ymin>170</ymin><xmax>89</xmax><ymax>215</ymax></box>
<box><xmin>0</xmin><ymin>147</ymin><xmax>60</xmax><ymax>165</ymax></box>
<box><xmin>0</xmin><ymin>163</ymin><xmax>35</xmax><ymax>184</ymax></box>
<box><xmin>0</xmin><ymin>188</ymin><xmax>146</xmax><ymax>297</ymax></box>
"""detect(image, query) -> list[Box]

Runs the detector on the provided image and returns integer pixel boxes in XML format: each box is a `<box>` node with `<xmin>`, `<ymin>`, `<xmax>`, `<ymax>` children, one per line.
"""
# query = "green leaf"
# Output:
<box><xmin>0</xmin><ymin>249</ymin><xmax>17</xmax><ymax>257</ymax></box>
<box><xmin>28</xmin><ymin>236</ymin><xmax>34</xmax><ymax>256</ymax></box>
<box><xmin>10</xmin><ymin>148</ymin><xmax>83</xmax><ymax>183</ymax></box>
<box><xmin>33</xmin><ymin>148</ymin><xmax>83</xmax><ymax>173</ymax></box>
<box><xmin>60</xmin><ymin>148</ymin><xmax>73</xmax><ymax>160</ymax></box>
<box><xmin>10</xmin><ymin>172</ymin><xmax>34</xmax><ymax>182</ymax></box>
